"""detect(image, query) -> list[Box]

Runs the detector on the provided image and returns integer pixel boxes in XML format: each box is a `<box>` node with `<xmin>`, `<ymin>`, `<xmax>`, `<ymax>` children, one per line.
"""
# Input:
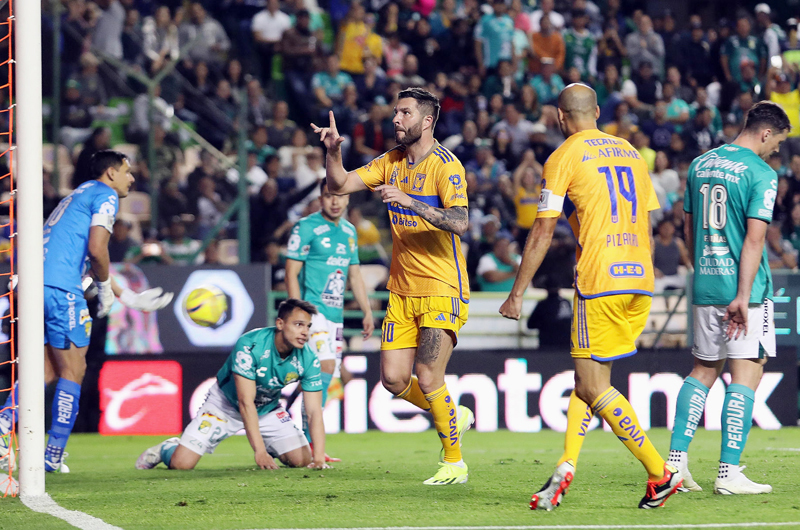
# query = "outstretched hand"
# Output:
<box><xmin>310</xmin><ymin>111</ymin><xmax>346</xmax><ymax>152</ymax></box>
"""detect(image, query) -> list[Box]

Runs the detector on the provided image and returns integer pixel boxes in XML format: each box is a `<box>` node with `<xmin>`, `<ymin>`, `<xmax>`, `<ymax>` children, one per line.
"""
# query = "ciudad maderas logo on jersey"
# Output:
<box><xmin>322</xmin><ymin>269</ymin><xmax>345</xmax><ymax>308</ymax></box>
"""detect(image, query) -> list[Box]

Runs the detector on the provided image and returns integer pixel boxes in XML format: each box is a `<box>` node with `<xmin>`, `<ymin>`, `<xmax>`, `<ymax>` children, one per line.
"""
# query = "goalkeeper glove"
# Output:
<box><xmin>119</xmin><ymin>287</ymin><xmax>174</xmax><ymax>312</ymax></box>
<box><xmin>96</xmin><ymin>279</ymin><xmax>115</xmax><ymax>318</ymax></box>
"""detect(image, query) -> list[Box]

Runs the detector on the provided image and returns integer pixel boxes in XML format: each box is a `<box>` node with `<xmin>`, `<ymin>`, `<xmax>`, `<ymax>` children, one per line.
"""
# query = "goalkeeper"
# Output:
<box><xmin>136</xmin><ymin>299</ymin><xmax>329</xmax><ymax>471</ymax></box>
<box><xmin>0</xmin><ymin>151</ymin><xmax>173</xmax><ymax>474</ymax></box>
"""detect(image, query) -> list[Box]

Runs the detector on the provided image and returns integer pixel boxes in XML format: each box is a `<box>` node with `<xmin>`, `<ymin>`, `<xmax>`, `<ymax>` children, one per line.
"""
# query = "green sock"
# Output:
<box><xmin>670</xmin><ymin>376</ymin><xmax>709</xmax><ymax>452</ymax></box>
<box><xmin>161</xmin><ymin>440</ymin><xmax>179</xmax><ymax>468</ymax></box>
<box><xmin>720</xmin><ymin>384</ymin><xmax>755</xmax><ymax>465</ymax></box>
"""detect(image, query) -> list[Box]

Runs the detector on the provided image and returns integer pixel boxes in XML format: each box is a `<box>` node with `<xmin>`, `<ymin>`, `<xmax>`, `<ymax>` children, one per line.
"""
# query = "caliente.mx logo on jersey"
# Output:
<box><xmin>322</xmin><ymin>268</ymin><xmax>345</xmax><ymax>308</ymax></box>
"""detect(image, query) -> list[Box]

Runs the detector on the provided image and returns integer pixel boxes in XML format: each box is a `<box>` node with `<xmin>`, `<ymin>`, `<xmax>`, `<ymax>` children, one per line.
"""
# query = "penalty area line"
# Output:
<box><xmin>253</xmin><ymin>521</ymin><xmax>800</xmax><ymax>530</ymax></box>
<box><xmin>21</xmin><ymin>493</ymin><xmax>123</xmax><ymax>530</ymax></box>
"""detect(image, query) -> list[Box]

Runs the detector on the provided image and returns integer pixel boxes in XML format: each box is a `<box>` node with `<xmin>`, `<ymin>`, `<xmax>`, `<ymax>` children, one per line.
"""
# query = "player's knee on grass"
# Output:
<box><xmin>169</xmin><ymin>446</ymin><xmax>202</xmax><ymax>470</ymax></box>
<box><xmin>279</xmin><ymin>446</ymin><xmax>311</xmax><ymax>467</ymax></box>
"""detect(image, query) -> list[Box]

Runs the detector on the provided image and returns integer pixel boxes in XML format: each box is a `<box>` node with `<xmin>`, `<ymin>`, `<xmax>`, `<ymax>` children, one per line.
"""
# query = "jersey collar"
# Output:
<box><xmin>406</xmin><ymin>141</ymin><xmax>440</xmax><ymax>169</ymax></box>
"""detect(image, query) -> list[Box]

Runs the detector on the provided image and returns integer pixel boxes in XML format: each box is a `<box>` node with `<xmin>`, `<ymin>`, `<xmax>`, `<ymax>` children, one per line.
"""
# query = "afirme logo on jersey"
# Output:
<box><xmin>99</xmin><ymin>361</ymin><xmax>182</xmax><ymax>435</ymax></box>
<box><xmin>174</xmin><ymin>270</ymin><xmax>255</xmax><ymax>347</ymax></box>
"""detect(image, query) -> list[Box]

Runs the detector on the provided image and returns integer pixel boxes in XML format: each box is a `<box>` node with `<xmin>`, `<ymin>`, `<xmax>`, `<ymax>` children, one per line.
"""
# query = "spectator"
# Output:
<box><xmin>224</xmin><ymin>58</ymin><xmax>246</xmax><ymax>90</ymax></box>
<box><xmin>529</xmin><ymin>57</ymin><xmax>564</xmax><ymax>105</ymax></box>
<box><xmin>392</xmin><ymin>54</ymin><xmax>426</xmax><ymax>88</ymax></box>
<box><xmin>429</xmin><ymin>0</ymin><xmax>458</xmax><ymax>38</ymax></box>
<box><xmin>721</xmin><ymin>16</ymin><xmax>768</xmax><ymax>90</ymax></box>
<box><xmin>203</xmin><ymin>239</ymin><xmax>223</xmax><ymax>265</ymax></box>
<box><xmin>249</xmin><ymin>178</ymin><xmax>318</xmax><ymax>259</ymax></box>
<box><xmin>195</xmin><ymin>176</ymin><xmax>228</xmax><ymax>240</ymax></box>
<box><xmin>278</xmin><ymin>129</ymin><xmax>315</xmax><ymax>175</ymax></box>
<box><xmin>264</xmin><ymin>238</ymin><xmax>287</xmax><ymax>290</ymax></box>
<box><xmin>312</xmin><ymin>54</ymin><xmax>355</xmax><ymax>120</ymax></box>
<box><xmin>445</xmin><ymin>120</ymin><xmax>480</xmax><ymax>167</ymax></box>
<box><xmin>127</xmin><ymin>84</ymin><xmax>171</xmax><ymax>145</ymax></box>
<box><xmin>563</xmin><ymin>9</ymin><xmax>597</xmax><ymax>82</ymax></box>
<box><xmin>715</xmin><ymin>112</ymin><xmax>741</xmax><ymax>147</ymax></box>
<box><xmin>491</xmin><ymin>103</ymin><xmax>537</xmax><ymax>166</ymax></box>
<box><xmin>529</xmin><ymin>0</ymin><xmax>564</xmax><ymax>34</ymax></box>
<box><xmin>246</xmin><ymin>78</ymin><xmax>273</xmax><ymax>129</ymax></box>
<box><xmin>251</xmin><ymin>0</ymin><xmax>292</xmax><ymax>85</ymax></box>
<box><xmin>631</xmin><ymin>129</ymin><xmax>656</xmax><ymax>171</ymax></box>
<box><xmin>526</xmin><ymin>277</ymin><xmax>572</xmax><ymax>348</ymax></box>
<box><xmin>665</xmin><ymin>66</ymin><xmax>694</xmax><ymax>107</ymax></box>
<box><xmin>685</xmin><ymin>107</ymin><xmax>715</xmax><ymax>157</ymax></box>
<box><xmin>631</xmin><ymin>60</ymin><xmax>661</xmax><ymax>107</ymax></box>
<box><xmin>596</xmin><ymin>64</ymin><xmax>621</xmax><ymax>109</ymax></box>
<box><xmin>246</xmin><ymin>126</ymin><xmax>277</xmax><ymax>166</ymax></box>
<box><xmin>73</xmin><ymin>127</ymin><xmax>112</xmax><ymax>188</ymax></box>
<box><xmin>767</xmin><ymin>221</ymin><xmax>798</xmax><ymax>270</ymax></box>
<box><xmin>121</xmin><ymin>8</ymin><xmax>144</xmax><ymax>66</ymax></box>
<box><xmin>162</xmin><ymin>217</ymin><xmax>202</xmax><ymax>265</ymax></box>
<box><xmin>754</xmin><ymin>3</ymin><xmax>781</xmax><ymax>62</ymax></box>
<box><xmin>92</xmin><ymin>0</ymin><xmax>125</xmax><ymax>60</ymax></box>
<box><xmin>766</xmin><ymin>69</ymin><xmax>800</xmax><ymax>160</ymax></box>
<box><xmin>339</xmin><ymin>5</ymin><xmax>382</xmax><ymax>76</ymax></box>
<box><xmin>72</xmin><ymin>53</ymin><xmax>107</xmax><ymax>109</ymax></box>
<box><xmin>60</xmin><ymin>79</ymin><xmax>94</xmax><ymax>151</ymax></box>
<box><xmin>530</xmin><ymin>12</ymin><xmax>565</xmax><ymax>75</ymax></box>
<box><xmin>225</xmin><ymin>150</ymin><xmax>270</xmax><ymax>196</ymax></box>
<box><xmin>601</xmin><ymin>100</ymin><xmax>637</xmax><ymax>141</ymax></box>
<box><xmin>352</xmin><ymin>103</ymin><xmax>393</xmax><ymax>166</ymax></box>
<box><xmin>287</xmin><ymin>148</ymin><xmax>326</xmax><ymax>219</ymax></box>
<box><xmin>681</xmin><ymin>20</ymin><xmax>713</xmax><ymax>88</ymax></box>
<box><xmin>142</xmin><ymin>5</ymin><xmax>180</xmax><ymax>74</ymax></box>
<box><xmin>157</xmin><ymin>181</ymin><xmax>190</xmax><ymax>234</ymax></box>
<box><xmin>439</xmin><ymin>17</ymin><xmax>478</xmax><ymax>74</ymax></box>
<box><xmin>356</xmin><ymin>56</ymin><xmax>389</xmax><ymax>107</ymax></box>
<box><xmin>179</xmin><ymin>2</ymin><xmax>231</xmax><ymax>67</ymax></box>
<box><xmin>783</xmin><ymin>203</ymin><xmax>800</xmax><ymax>255</ymax></box>
<box><xmin>640</xmin><ymin>100</ymin><xmax>675</xmax><ymax>152</ymax></box>
<box><xmin>467</xmin><ymin>213</ymin><xmax>501</xmax><ymax>282</ymax></box>
<box><xmin>690</xmin><ymin>86</ymin><xmax>723</xmax><ymax>137</ymax></box>
<box><xmin>265</xmin><ymin>101</ymin><xmax>298</xmax><ymax>150</ymax></box>
<box><xmin>383</xmin><ymin>32</ymin><xmax>410</xmax><ymax>78</ymax></box>
<box><xmin>282</xmin><ymin>9</ymin><xmax>319</xmax><ymax>124</ymax></box>
<box><xmin>474</xmin><ymin>0</ymin><xmax>515</xmax><ymax>78</ymax></box>
<box><xmin>651</xmin><ymin>150</ymin><xmax>680</xmax><ymax>206</ymax></box>
<box><xmin>63</xmin><ymin>0</ymin><xmax>92</xmax><ymax>75</ymax></box>
<box><xmin>482</xmin><ymin>60</ymin><xmax>519</xmax><ymax>101</ymax></box>
<box><xmin>653</xmin><ymin>219</ymin><xmax>690</xmax><ymax>292</ymax></box>
<box><xmin>512</xmin><ymin>149</ymin><xmax>541</xmax><ymax>248</ymax></box>
<box><xmin>476</xmin><ymin>232</ymin><xmax>521</xmax><ymax>292</ymax></box>
<box><xmin>662</xmin><ymin>82</ymin><xmax>691</xmax><ymax>132</ymax></box>
<box><xmin>348</xmin><ymin>206</ymin><xmax>388</xmax><ymax>265</ymax></box>
<box><xmin>625</xmin><ymin>14</ymin><xmax>665</xmax><ymax>78</ymax></box>
<box><xmin>596</xmin><ymin>19</ymin><xmax>627</xmax><ymax>75</ymax></box>
<box><xmin>126</xmin><ymin>230</ymin><xmax>174</xmax><ymax>265</ymax></box>
<box><xmin>519</xmin><ymin>84</ymin><xmax>542</xmax><ymax>123</ymax></box>
<box><xmin>108</xmin><ymin>219</ymin><xmax>136</xmax><ymax>263</ymax></box>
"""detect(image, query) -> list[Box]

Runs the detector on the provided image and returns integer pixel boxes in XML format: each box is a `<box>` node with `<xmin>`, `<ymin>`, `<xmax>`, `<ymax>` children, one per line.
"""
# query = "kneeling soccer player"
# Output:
<box><xmin>136</xmin><ymin>299</ymin><xmax>329</xmax><ymax>470</ymax></box>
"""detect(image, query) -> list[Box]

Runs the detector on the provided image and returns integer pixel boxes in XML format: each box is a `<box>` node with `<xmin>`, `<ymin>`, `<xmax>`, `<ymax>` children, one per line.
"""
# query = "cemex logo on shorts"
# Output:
<box><xmin>99</xmin><ymin>361</ymin><xmax>182</xmax><ymax>435</ymax></box>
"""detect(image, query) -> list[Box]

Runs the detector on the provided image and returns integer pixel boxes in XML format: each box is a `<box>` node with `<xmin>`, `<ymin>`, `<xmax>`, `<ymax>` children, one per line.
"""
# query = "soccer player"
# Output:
<box><xmin>499</xmin><ymin>84</ymin><xmax>682</xmax><ymax>509</ymax></box>
<box><xmin>0</xmin><ymin>151</ymin><xmax>173</xmax><ymax>473</ymax></box>
<box><xmin>136</xmin><ymin>299</ymin><xmax>328</xmax><ymax>471</ymax></box>
<box><xmin>285</xmin><ymin>179</ymin><xmax>374</xmax><ymax>460</ymax></box>
<box><xmin>667</xmin><ymin>101</ymin><xmax>789</xmax><ymax>495</ymax></box>
<box><xmin>311</xmin><ymin>88</ymin><xmax>475</xmax><ymax>485</ymax></box>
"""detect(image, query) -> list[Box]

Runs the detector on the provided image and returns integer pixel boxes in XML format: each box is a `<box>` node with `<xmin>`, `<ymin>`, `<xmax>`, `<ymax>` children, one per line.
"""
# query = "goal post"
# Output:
<box><xmin>15</xmin><ymin>0</ymin><xmax>45</xmax><ymax>498</ymax></box>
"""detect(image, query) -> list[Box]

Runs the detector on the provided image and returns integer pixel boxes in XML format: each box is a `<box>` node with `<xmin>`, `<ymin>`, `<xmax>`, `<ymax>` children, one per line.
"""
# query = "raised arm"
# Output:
<box><xmin>311</xmin><ymin>111</ymin><xmax>368</xmax><ymax>195</ymax></box>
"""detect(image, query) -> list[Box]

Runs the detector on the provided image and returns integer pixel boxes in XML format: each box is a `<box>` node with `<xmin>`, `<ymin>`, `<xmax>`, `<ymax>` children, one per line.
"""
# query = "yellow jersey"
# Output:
<box><xmin>356</xmin><ymin>142</ymin><xmax>470</xmax><ymax>301</ymax></box>
<box><xmin>537</xmin><ymin>129</ymin><xmax>660</xmax><ymax>298</ymax></box>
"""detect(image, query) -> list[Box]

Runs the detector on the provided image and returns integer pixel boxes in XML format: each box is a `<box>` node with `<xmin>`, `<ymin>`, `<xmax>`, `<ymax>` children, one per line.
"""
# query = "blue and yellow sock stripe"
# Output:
<box><xmin>591</xmin><ymin>387</ymin><xmax>621</xmax><ymax>414</ymax></box>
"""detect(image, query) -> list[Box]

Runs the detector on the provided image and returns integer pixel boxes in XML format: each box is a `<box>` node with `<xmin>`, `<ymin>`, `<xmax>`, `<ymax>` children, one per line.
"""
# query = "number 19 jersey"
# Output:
<box><xmin>537</xmin><ymin>129</ymin><xmax>660</xmax><ymax>298</ymax></box>
<box><xmin>684</xmin><ymin>144</ymin><xmax>777</xmax><ymax>305</ymax></box>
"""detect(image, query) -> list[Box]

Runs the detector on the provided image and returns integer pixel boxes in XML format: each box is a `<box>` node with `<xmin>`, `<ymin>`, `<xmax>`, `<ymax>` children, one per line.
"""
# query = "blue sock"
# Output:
<box><xmin>303</xmin><ymin>372</ymin><xmax>334</xmax><ymax>443</ymax></box>
<box><xmin>720</xmin><ymin>384</ymin><xmax>755</xmax><ymax>465</ymax></box>
<box><xmin>161</xmin><ymin>440</ymin><xmax>179</xmax><ymax>468</ymax></box>
<box><xmin>45</xmin><ymin>378</ymin><xmax>81</xmax><ymax>464</ymax></box>
<box><xmin>0</xmin><ymin>382</ymin><xmax>18</xmax><ymax>426</ymax></box>
<box><xmin>670</xmin><ymin>376</ymin><xmax>709</xmax><ymax>452</ymax></box>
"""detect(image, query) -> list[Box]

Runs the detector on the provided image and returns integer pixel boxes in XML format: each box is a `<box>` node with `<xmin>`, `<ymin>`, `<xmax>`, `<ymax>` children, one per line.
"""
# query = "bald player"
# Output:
<box><xmin>500</xmin><ymin>84</ymin><xmax>683</xmax><ymax>510</ymax></box>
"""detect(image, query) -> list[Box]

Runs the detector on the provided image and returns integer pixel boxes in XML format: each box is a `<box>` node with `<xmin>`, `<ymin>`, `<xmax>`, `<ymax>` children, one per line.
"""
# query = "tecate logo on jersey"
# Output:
<box><xmin>99</xmin><ymin>361</ymin><xmax>182</xmax><ymax>435</ymax></box>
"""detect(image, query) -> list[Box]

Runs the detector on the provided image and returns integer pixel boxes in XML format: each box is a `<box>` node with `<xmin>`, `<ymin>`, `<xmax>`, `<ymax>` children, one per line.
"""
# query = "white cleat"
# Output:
<box><xmin>136</xmin><ymin>438</ymin><xmax>180</xmax><ymax>470</ymax></box>
<box><xmin>531</xmin><ymin>460</ymin><xmax>575</xmax><ymax>511</ymax></box>
<box><xmin>714</xmin><ymin>466</ymin><xmax>772</xmax><ymax>495</ymax></box>
<box><xmin>45</xmin><ymin>452</ymin><xmax>70</xmax><ymax>474</ymax></box>
<box><xmin>676</xmin><ymin>464</ymin><xmax>702</xmax><ymax>492</ymax></box>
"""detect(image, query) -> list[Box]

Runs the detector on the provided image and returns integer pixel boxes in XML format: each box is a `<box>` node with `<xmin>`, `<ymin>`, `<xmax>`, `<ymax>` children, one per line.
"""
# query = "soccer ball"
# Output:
<box><xmin>184</xmin><ymin>286</ymin><xmax>228</xmax><ymax>327</ymax></box>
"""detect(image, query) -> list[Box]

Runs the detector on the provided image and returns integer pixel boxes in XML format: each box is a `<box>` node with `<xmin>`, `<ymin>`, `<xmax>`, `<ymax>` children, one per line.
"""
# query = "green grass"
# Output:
<box><xmin>3</xmin><ymin>428</ymin><xmax>800</xmax><ymax>530</ymax></box>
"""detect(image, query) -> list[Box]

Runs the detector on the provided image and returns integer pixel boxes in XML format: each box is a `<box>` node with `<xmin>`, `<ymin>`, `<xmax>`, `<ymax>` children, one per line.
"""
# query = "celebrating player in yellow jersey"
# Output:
<box><xmin>500</xmin><ymin>84</ymin><xmax>683</xmax><ymax>509</ymax></box>
<box><xmin>311</xmin><ymin>88</ymin><xmax>475</xmax><ymax>485</ymax></box>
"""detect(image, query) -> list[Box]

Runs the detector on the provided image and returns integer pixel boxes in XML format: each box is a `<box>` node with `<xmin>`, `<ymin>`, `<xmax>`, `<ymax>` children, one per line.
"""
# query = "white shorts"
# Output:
<box><xmin>309</xmin><ymin>312</ymin><xmax>343</xmax><ymax>366</ymax></box>
<box><xmin>692</xmin><ymin>300</ymin><xmax>776</xmax><ymax>361</ymax></box>
<box><xmin>179</xmin><ymin>383</ymin><xmax>307</xmax><ymax>457</ymax></box>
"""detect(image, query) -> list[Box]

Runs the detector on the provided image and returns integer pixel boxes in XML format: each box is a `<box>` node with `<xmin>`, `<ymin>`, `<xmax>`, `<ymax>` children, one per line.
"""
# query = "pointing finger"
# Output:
<box><xmin>329</xmin><ymin>110</ymin><xmax>338</xmax><ymax>131</ymax></box>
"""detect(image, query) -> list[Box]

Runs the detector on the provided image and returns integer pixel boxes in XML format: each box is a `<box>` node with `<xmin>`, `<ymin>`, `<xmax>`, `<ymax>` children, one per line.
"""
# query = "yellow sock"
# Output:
<box><xmin>397</xmin><ymin>376</ymin><xmax>431</xmax><ymax>411</ymax></box>
<box><xmin>591</xmin><ymin>387</ymin><xmax>665</xmax><ymax>480</ymax></box>
<box><xmin>557</xmin><ymin>390</ymin><xmax>593</xmax><ymax>470</ymax></box>
<box><xmin>425</xmin><ymin>384</ymin><xmax>462</xmax><ymax>463</ymax></box>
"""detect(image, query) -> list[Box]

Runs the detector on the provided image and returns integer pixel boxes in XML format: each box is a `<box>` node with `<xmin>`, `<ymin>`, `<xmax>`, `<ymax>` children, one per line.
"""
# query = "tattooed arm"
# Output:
<box><xmin>375</xmin><ymin>184</ymin><xmax>469</xmax><ymax>236</ymax></box>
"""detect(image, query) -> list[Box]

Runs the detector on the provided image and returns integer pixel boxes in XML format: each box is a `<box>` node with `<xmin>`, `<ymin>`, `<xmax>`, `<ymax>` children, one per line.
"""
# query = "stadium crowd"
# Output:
<box><xmin>32</xmin><ymin>0</ymin><xmax>800</xmax><ymax>290</ymax></box>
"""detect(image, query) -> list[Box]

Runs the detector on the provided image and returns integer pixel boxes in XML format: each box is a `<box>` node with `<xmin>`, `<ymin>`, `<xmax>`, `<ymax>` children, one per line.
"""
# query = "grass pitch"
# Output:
<box><xmin>3</xmin><ymin>428</ymin><xmax>800</xmax><ymax>530</ymax></box>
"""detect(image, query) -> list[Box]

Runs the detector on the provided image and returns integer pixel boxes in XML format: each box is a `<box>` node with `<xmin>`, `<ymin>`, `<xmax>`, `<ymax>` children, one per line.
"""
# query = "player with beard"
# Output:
<box><xmin>311</xmin><ymin>88</ymin><xmax>475</xmax><ymax>485</ymax></box>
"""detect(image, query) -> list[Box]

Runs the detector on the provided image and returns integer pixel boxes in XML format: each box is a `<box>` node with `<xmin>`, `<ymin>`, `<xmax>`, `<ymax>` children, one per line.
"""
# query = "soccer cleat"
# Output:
<box><xmin>639</xmin><ymin>463</ymin><xmax>683</xmax><ymax>509</ymax></box>
<box><xmin>676</xmin><ymin>463</ymin><xmax>702</xmax><ymax>492</ymax></box>
<box><xmin>136</xmin><ymin>437</ymin><xmax>179</xmax><ymax>470</ymax></box>
<box><xmin>439</xmin><ymin>405</ymin><xmax>475</xmax><ymax>462</ymax></box>
<box><xmin>530</xmin><ymin>460</ymin><xmax>575</xmax><ymax>511</ymax></box>
<box><xmin>714</xmin><ymin>466</ymin><xmax>772</xmax><ymax>495</ymax></box>
<box><xmin>423</xmin><ymin>461</ymin><xmax>469</xmax><ymax>485</ymax></box>
<box><xmin>45</xmin><ymin>452</ymin><xmax>70</xmax><ymax>474</ymax></box>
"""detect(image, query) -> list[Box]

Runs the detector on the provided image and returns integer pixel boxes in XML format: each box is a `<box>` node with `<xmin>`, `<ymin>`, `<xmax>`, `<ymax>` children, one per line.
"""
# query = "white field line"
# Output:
<box><xmin>249</xmin><ymin>524</ymin><xmax>800</xmax><ymax>530</ymax></box>
<box><xmin>21</xmin><ymin>493</ymin><xmax>123</xmax><ymax>530</ymax></box>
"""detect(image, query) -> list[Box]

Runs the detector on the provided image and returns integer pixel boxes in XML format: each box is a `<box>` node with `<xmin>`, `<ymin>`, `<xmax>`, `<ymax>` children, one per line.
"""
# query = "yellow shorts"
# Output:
<box><xmin>381</xmin><ymin>292</ymin><xmax>469</xmax><ymax>350</ymax></box>
<box><xmin>571</xmin><ymin>293</ymin><xmax>651</xmax><ymax>360</ymax></box>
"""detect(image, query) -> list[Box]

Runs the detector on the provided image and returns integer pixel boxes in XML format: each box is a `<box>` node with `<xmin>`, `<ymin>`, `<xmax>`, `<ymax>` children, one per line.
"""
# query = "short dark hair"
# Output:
<box><xmin>277</xmin><ymin>298</ymin><xmax>318</xmax><ymax>320</ymax></box>
<box><xmin>397</xmin><ymin>87</ymin><xmax>440</xmax><ymax>129</ymax></box>
<box><xmin>319</xmin><ymin>179</ymin><xmax>329</xmax><ymax>195</ymax></box>
<box><xmin>743</xmin><ymin>101</ymin><xmax>791</xmax><ymax>135</ymax></box>
<box><xmin>90</xmin><ymin>150</ymin><xmax>128</xmax><ymax>180</ymax></box>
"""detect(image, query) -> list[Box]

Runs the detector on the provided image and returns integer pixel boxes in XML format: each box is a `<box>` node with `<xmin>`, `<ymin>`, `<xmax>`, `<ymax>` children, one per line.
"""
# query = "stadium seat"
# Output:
<box><xmin>217</xmin><ymin>239</ymin><xmax>239</xmax><ymax>265</ymax></box>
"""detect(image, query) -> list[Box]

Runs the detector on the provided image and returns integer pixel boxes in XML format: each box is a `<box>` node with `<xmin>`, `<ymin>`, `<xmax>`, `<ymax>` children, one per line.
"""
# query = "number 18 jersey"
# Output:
<box><xmin>537</xmin><ymin>129</ymin><xmax>660</xmax><ymax>298</ymax></box>
<box><xmin>684</xmin><ymin>144</ymin><xmax>777</xmax><ymax>305</ymax></box>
